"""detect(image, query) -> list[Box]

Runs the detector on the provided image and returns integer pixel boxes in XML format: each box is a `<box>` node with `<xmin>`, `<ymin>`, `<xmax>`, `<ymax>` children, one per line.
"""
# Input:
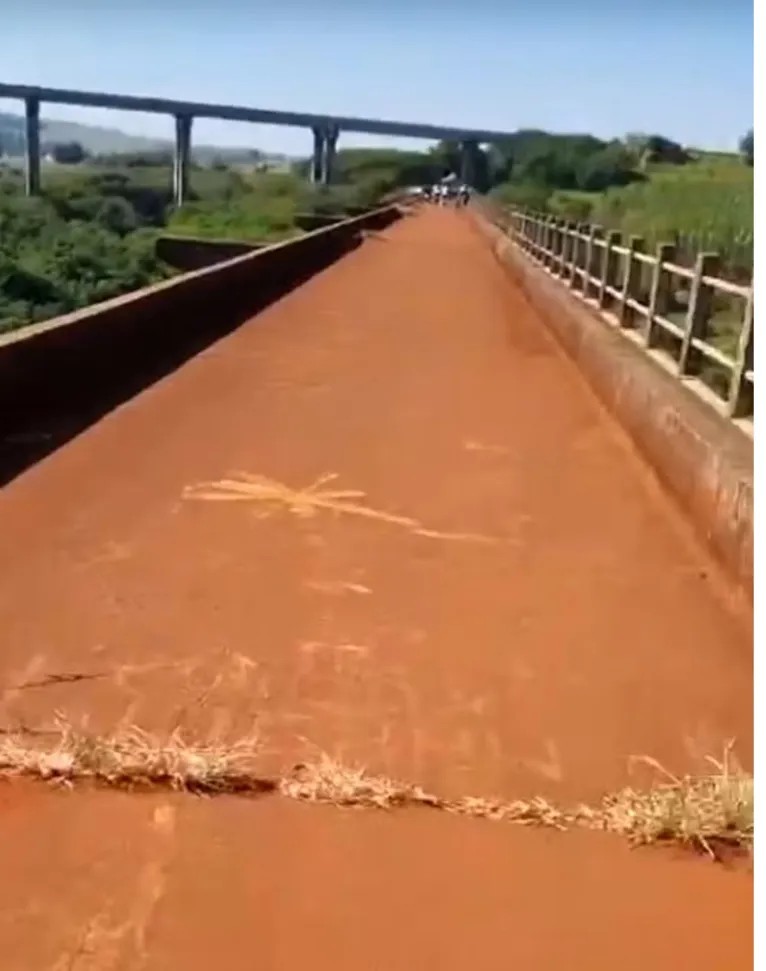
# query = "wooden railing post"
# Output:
<box><xmin>540</xmin><ymin>216</ymin><xmax>551</xmax><ymax>267</ymax></box>
<box><xmin>643</xmin><ymin>243</ymin><xmax>676</xmax><ymax>346</ymax></box>
<box><xmin>577</xmin><ymin>223</ymin><xmax>589</xmax><ymax>288</ymax></box>
<box><xmin>552</xmin><ymin>220</ymin><xmax>564</xmax><ymax>276</ymax></box>
<box><xmin>570</xmin><ymin>222</ymin><xmax>580</xmax><ymax>282</ymax></box>
<box><xmin>545</xmin><ymin>216</ymin><xmax>557</xmax><ymax>269</ymax></box>
<box><xmin>678</xmin><ymin>252</ymin><xmax>721</xmax><ymax>375</ymax></box>
<box><xmin>606</xmin><ymin>232</ymin><xmax>622</xmax><ymax>309</ymax></box>
<box><xmin>550</xmin><ymin>217</ymin><xmax>560</xmax><ymax>268</ymax></box>
<box><xmin>526</xmin><ymin>212</ymin><xmax>536</xmax><ymax>252</ymax></box>
<box><xmin>582</xmin><ymin>225</ymin><xmax>597</xmax><ymax>298</ymax></box>
<box><xmin>598</xmin><ymin>231</ymin><xmax>621</xmax><ymax>308</ymax></box>
<box><xmin>568</xmin><ymin>224</ymin><xmax>582</xmax><ymax>288</ymax></box>
<box><xmin>728</xmin><ymin>289</ymin><xmax>754</xmax><ymax>418</ymax></box>
<box><xmin>555</xmin><ymin>219</ymin><xmax>566</xmax><ymax>275</ymax></box>
<box><xmin>588</xmin><ymin>226</ymin><xmax>604</xmax><ymax>302</ymax></box>
<box><xmin>618</xmin><ymin>236</ymin><xmax>645</xmax><ymax>327</ymax></box>
<box><xmin>558</xmin><ymin>222</ymin><xmax>571</xmax><ymax>279</ymax></box>
<box><xmin>527</xmin><ymin>213</ymin><xmax>536</xmax><ymax>251</ymax></box>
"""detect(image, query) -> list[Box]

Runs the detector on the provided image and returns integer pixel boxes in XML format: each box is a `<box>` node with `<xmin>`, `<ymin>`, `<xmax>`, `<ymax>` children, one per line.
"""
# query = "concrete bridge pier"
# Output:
<box><xmin>459</xmin><ymin>139</ymin><xmax>476</xmax><ymax>187</ymax></box>
<box><xmin>321</xmin><ymin>123</ymin><xmax>340</xmax><ymax>185</ymax></box>
<box><xmin>310</xmin><ymin>126</ymin><xmax>324</xmax><ymax>184</ymax></box>
<box><xmin>24</xmin><ymin>97</ymin><xmax>41</xmax><ymax>197</ymax></box>
<box><xmin>172</xmin><ymin>113</ymin><xmax>193</xmax><ymax>207</ymax></box>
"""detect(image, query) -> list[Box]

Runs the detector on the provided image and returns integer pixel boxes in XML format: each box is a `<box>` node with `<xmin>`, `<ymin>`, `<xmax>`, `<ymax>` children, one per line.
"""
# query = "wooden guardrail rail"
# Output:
<box><xmin>495</xmin><ymin>208</ymin><xmax>754</xmax><ymax>425</ymax></box>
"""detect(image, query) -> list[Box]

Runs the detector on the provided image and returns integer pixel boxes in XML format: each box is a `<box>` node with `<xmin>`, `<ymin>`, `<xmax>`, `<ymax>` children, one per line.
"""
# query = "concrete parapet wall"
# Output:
<box><xmin>156</xmin><ymin>210</ymin><xmax>377</xmax><ymax>270</ymax></box>
<box><xmin>295</xmin><ymin>213</ymin><xmax>342</xmax><ymax>232</ymax></box>
<box><xmin>0</xmin><ymin>205</ymin><xmax>402</xmax><ymax>484</ymax></box>
<box><xmin>473</xmin><ymin>213</ymin><xmax>753</xmax><ymax>600</ymax></box>
<box><xmin>156</xmin><ymin>235</ymin><xmax>263</xmax><ymax>272</ymax></box>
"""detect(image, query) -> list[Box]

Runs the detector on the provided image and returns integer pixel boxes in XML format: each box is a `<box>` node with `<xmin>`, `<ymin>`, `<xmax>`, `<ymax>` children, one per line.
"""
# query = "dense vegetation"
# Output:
<box><xmin>0</xmin><ymin>122</ymin><xmax>753</xmax><ymax>334</ymax></box>
<box><xmin>486</xmin><ymin>132</ymin><xmax>753</xmax><ymax>275</ymax></box>
<box><xmin>586</xmin><ymin>160</ymin><xmax>753</xmax><ymax>274</ymax></box>
<box><xmin>0</xmin><ymin>162</ymin><xmax>383</xmax><ymax>334</ymax></box>
<box><xmin>0</xmin><ymin>171</ymin><xmax>170</xmax><ymax>333</ymax></box>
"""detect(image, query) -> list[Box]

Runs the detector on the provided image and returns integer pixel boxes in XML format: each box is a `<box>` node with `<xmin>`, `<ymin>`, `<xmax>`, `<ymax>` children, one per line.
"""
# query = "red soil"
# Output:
<box><xmin>0</xmin><ymin>207</ymin><xmax>752</xmax><ymax>969</ymax></box>
<box><xmin>0</xmin><ymin>788</ymin><xmax>752</xmax><ymax>971</ymax></box>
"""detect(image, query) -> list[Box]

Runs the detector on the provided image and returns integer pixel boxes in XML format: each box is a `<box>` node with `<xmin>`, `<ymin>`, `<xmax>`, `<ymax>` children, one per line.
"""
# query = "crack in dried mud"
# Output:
<box><xmin>0</xmin><ymin>721</ymin><xmax>752</xmax><ymax>862</ymax></box>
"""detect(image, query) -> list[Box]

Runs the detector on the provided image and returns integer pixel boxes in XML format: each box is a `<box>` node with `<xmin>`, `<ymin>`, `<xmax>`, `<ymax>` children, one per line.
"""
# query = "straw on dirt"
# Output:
<box><xmin>182</xmin><ymin>471</ymin><xmax>498</xmax><ymax>544</ymax></box>
<box><xmin>0</xmin><ymin>720</ymin><xmax>752</xmax><ymax>860</ymax></box>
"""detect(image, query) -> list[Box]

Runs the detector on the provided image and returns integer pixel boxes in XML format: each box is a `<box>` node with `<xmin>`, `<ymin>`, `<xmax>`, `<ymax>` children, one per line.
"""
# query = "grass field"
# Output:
<box><xmin>549</xmin><ymin>158</ymin><xmax>753</xmax><ymax>277</ymax></box>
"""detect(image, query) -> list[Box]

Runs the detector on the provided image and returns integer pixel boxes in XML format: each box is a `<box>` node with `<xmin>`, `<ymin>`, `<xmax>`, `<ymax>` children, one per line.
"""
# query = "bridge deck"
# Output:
<box><xmin>0</xmin><ymin>207</ymin><xmax>752</xmax><ymax>970</ymax></box>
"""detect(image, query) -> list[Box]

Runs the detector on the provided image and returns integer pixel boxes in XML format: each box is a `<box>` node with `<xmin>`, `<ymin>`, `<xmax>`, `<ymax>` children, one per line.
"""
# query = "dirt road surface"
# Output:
<box><xmin>0</xmin><ymin>207</ymin><xmax>752</xmax><ymax>969</ymax></box>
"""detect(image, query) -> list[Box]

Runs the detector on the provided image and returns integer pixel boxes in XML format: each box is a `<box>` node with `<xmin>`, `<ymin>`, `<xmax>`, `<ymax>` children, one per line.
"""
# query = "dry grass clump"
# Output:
<box><xmin>0</xmin><ymin>717</ymin><xmax>270</xmax><ymax>795</ymax></box>
<box><xmin>0</xmin><ymin>721</ymin><xmax>752</xmax><ymax>859</ymax></box>
<box><xmin>597</xmin><ymin>747</ymin><xmax>753</xmax><ymax>859</ymax></box>
<box><xmin>281</xmin><ymin>757</ymin><xmax>588</xmax><ymax>831</ymax></box>
<box><xmin>281</xmin><ymin>754</ymin><xmax>444</xmax><ymax>809</ymax></box>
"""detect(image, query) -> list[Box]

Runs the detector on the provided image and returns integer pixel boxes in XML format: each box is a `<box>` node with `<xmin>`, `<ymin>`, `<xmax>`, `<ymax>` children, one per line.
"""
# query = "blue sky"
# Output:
<box><xmin>1</xmin><ymin>1</ymin><xmax>753</xmax><ymax>156</ymax></box>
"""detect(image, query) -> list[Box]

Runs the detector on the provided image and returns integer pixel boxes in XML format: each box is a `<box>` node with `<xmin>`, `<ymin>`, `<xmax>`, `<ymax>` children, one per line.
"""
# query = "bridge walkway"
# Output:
<box><xmin>0</xmin><ymin>206</ymin><xmax>752</xmax><ymax>970</ymax></box>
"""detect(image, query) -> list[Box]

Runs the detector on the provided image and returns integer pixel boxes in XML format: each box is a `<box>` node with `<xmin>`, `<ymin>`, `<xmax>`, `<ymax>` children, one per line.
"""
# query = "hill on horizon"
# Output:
<box><xmin>0</xmin><ymin>111</ymin><xmax>293</xmax><ymax>164</ymax></box>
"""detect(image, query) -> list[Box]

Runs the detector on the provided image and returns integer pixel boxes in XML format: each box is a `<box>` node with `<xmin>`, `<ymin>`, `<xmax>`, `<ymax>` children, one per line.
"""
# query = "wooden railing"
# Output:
<box><xmin>498</xmin><ymin>209</ymin><xmax>754</xmax><ymax>424</ymax></box>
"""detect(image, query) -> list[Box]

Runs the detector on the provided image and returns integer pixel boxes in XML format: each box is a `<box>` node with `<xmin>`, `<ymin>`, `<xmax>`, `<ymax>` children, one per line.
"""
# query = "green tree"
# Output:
<box><xmin>488</xmin><ymin>181</ymin><xmax>553</xmax><ymax>212</ymax></box>
<box><xmin>94</xmin><ymin>196</ymin><xmax>139</xmax><ymax>236</ymax></box>
<box><xmin>51</xmin><ymin>141</ymin><xmax>88</xmax><ymax>164</ymax></box>
<box><xmin>739</xmin><ymin>129</ymin><xmax>754</xmax><ymax>167</ymax></box>
<box><xmin>575</xmin><ymin>144</ymin><xmax>635</xmax><ymax>191</ymax></box>
<box><xmin>640</xmin><ymin>135</ymin><xmax>690</xmax><ymax>167</ymax></box>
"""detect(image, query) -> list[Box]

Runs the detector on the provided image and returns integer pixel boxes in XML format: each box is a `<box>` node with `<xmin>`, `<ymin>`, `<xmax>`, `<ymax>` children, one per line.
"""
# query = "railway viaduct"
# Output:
<box><xmin>0</xmin><ymin>81</ymin><xmax>513</xmax><ymax>203</ymax></box>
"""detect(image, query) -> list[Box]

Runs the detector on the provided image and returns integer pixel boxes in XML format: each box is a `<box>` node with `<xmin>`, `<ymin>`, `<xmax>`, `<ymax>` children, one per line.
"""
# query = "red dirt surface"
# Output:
<box><xmin>0</xmin><ymin>789</ymin><xmax>753</xmax><ymax>971</ymax></box>
<box><xmin>0</xmin><ymin>207</ymin><xmax>752</xmax><ymax>969</ymax></box>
